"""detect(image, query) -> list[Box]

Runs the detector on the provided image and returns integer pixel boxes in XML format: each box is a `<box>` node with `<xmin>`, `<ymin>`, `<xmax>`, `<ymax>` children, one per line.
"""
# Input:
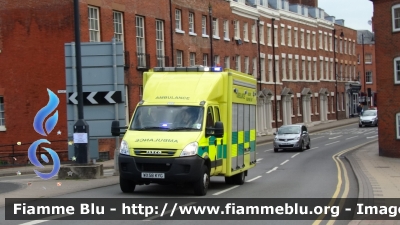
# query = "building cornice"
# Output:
<box><xmin>230</xmin><ymin>1</ymin><xmax>259</xmax><ymax>20</ymax></box>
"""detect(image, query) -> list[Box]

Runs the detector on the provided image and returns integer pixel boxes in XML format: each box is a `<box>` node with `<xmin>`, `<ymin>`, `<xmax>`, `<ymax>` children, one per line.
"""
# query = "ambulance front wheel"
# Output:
<box><xmin>120</xmin><ymin>176</ymin><xmax>136</xmax><ymax>193</ymax></box>
<box><xmin>193</xmin><ymin>165</ymin><xmax>210</xmax><ymax>196</ymax></box>
<box><xmin>232</xmin><ymin>171</ymin><xmax>245</xmax><ymax>185</ymax></box>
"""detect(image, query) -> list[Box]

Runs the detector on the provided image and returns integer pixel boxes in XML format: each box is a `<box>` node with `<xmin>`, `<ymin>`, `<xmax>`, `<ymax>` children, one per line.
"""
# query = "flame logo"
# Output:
<box><xmin>33</xmin><ymin>89</ymin><xmax>59</xmax><ymax>136</ymax></box>
<box><xmin>28</xmin><ymin>89</ymin><xmax>61</xmax><ymax>180</ymax></box>
<box><xmin>28</xmin><ymin>139</ymin><xmax>60</xmax><ymax>180</ymax></box>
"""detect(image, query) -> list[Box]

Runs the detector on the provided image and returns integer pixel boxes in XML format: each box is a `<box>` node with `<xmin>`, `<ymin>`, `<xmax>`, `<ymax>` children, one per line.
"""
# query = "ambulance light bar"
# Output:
<box><xmin>153</xmin><ymin>66</ymin><xmax>223</xmax><ymax>72</ymax></box>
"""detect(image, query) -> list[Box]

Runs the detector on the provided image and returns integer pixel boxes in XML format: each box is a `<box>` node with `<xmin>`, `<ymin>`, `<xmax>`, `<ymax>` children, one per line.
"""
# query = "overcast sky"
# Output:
<box><xmin>318</xmin><ymin>0</ymin><xmax>374</xmax><ymax>31</ymax></box>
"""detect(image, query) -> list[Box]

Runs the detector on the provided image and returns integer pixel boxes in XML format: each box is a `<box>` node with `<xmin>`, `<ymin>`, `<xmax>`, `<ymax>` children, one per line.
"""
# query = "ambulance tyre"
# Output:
<box><xmin>193</xmin><ymin>165</ymin><xmax>210</xmax><ymax>196</ymax></box>
<box><xmin>232</xmin><ymin>171</ymin><xmax>245</xmax><ymax>185</ymax></box>
<box><xmin>224</xmin><ymin>176</ymin><xmax>233</xmax><ymax>184</ymax></box>
<box><xmin>120</xmin><ymin>176</ymin><xmax>136</xmax><ymax>193</ymax></box>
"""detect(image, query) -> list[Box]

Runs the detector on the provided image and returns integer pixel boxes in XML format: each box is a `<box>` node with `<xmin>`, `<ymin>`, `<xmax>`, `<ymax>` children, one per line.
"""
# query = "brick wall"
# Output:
<box><xmin>372</xmin><ymin>0</ymin><xmax>400</xmax><ymax>157</ymax></box>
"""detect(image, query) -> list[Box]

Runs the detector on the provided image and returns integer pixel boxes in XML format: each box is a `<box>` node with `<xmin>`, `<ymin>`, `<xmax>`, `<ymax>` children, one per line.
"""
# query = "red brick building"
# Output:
<box><xmin>370</xmin><ymin>0</ymin><xmax>400</xmax><ymax>158</ymax></box>
<box><xmin>356</xmin><ymin>30</ymin><xmax>376</xmax><ymax>109</ymax></box>
<box><xmin>0</xmin><ymin>0</ymin><xmax>358</xmax><ymax>162</ymax></box>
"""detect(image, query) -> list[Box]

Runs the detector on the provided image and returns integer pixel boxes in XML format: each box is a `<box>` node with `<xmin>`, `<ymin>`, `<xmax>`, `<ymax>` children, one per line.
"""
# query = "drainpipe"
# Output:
<box><xmin>257</xmin><ymin>19</ymin><xmax>261</xmax><ymax>92</ymax></box>
<box><xmin>169</xmin><ymin>0</ymin><xmax>174</xmax><ymax>66</ymax></box>
<box><xmin>272</xmin><ymin>18</ymin><xmax>277</xmax><ymax>131</ymax></box>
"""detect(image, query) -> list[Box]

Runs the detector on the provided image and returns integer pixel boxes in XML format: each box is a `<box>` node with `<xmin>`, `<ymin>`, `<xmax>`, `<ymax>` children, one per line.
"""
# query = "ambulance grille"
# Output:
<box><xmin>133</xmin><ymin>148</ymin><xmax>177</xmax><ymax>157</ymax></box>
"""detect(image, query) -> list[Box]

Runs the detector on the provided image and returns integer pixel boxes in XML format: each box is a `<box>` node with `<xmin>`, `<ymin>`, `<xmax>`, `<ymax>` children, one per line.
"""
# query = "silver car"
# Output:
<box><xmin>273</xmin><ymin>125</ymin><xmax>311</xmax><ymax>152</ymax></box>
<box><xmin>359</xmin><ymin>109</ymin><xmax>378</xmax><ymax>127</ymax></box>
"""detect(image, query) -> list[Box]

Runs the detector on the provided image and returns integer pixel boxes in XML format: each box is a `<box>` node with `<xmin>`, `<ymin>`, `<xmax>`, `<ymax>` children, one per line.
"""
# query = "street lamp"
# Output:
<box><xmin>333</xmin><ymin>29</ymin><xmax>344</xmax><ymax>121</ymax></box>
<box><xmin>209</xmin><ymin>3</ymin><xmax>214</xmax><ymax>67</ymax></box>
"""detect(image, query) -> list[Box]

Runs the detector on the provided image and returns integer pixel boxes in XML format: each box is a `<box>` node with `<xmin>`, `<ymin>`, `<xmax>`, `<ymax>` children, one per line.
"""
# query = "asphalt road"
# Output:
<box><xmin>0</xmin><ymin>124</ymin><xmax>379</xmax><ymax>225</ymax></box>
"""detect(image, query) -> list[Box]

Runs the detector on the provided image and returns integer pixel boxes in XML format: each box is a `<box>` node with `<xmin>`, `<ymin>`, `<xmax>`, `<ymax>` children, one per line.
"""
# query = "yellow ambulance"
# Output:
<box><xmin>112</xmin><ymin>66</ymin><xmax>257</xmax><ymax>196</ymax></box>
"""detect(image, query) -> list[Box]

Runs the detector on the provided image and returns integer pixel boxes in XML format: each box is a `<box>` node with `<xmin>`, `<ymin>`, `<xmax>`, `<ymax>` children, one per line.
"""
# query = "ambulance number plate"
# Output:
<box><xmin>141</xmin><ymin>173</ymin><xmax>165</xmax><ymax>179</ymax></box>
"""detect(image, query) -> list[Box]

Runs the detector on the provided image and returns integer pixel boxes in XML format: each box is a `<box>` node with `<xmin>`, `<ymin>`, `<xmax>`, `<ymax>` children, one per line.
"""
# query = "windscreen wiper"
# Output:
<box><xmin>168</xmin><ymin>127</ymin><xmax>199</xmax><ymax>131</ymax></box>
<box><xmin>135</xmin><ymin>126</ymin><xmax>169</xmax><ymax>131</ymax></box>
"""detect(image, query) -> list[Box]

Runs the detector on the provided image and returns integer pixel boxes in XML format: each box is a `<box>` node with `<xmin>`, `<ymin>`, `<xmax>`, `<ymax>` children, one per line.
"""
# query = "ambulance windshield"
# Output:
<box><xmin>130</xmin><ymin>106</ymin><xmax>204</xmax><ymax>131</ymax></box>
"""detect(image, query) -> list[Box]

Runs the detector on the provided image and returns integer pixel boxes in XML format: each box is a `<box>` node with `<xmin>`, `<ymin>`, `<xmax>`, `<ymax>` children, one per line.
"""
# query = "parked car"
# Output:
<box><xmin>359</xmin><ymin>109</ymin><xmax>378</xmax><ymax>127</ymax></box>
<box><xmin>273</xmin><ymin>124</ymin><xmax>311</xmax><ymax>152</ymax></box>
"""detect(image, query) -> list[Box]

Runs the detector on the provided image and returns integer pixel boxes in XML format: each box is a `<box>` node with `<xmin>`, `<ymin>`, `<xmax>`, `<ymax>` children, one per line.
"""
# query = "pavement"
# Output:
<box><xmin>0</xmin><ymin>117</ymin><xmax>399</xmax><ymax>224</ymax></box>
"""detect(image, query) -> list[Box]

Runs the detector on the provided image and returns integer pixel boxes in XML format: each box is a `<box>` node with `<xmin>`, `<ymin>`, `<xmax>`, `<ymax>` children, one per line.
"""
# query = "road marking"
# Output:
<box><xmin>256</xmin><ymin>158</ymin><xmax>263</xmax><ymax>162</ymax></box>
<box><xmin>19</xmin><ymin>214</ymin><xmax>70</xmax><ymax>225</ymax></box>
<box><xmin>325</xmin><ymin>141</ymin><xmax>340</xmax><ymax>146</ymax></box>
<box><xmin>346</xmin><ymin>136</ymin><xmax>358</xmax><ymax>140</ymax></box>
<box><xmin>246</xmin><ymin>175</ymin><xmax>262</xmax><ymax>182</ymax></box>
<box><xmin>312</xmin><ymin>139</ymin><xmax>378</xmax><ymax>225</ymax></box>
<box><xmin>280</xmin><ymin>160</ymin><xmax>289</xmax><ymax>165</ymax></box>
<box><xmin>266</xmin><ymin>167</ymin><xmax>278</xmax><ymax>174</ymax></box>
<box><xmin>366</xmin><ymin>135</ymin><xmax>378</xmax><ymax>139</ymax></box>
<box><xmin>363</xmin><ymin>131</ymin><xmax>376</xmax><ymax>135</ymax></box>
<box><xmin>291</xmin><ymin>153</ymin><xmax>300</xmax><ymax>158</ymax></box>
<box><xmin>312</xmin><ymin>136</ymin><xmax>325</xmax><ymax>140</ymax></box>
<box><xmin>329</xmin><ymin>135</ymin><xmax>343</xmax><ymax>139</ymax></box>
<box><xmin>310</xmin><ymin>147</ymin><xmax>319</xmax><ymax>150</ymax></box>
<box><xmin>264</xmin><ymin>149</ymin><xmax>272</xmax><ymax>152</ymax></box>
<box><xmin>212</xmin><ymin>185</ymin><xmax>239</xmax><ymax>195</ymax></box>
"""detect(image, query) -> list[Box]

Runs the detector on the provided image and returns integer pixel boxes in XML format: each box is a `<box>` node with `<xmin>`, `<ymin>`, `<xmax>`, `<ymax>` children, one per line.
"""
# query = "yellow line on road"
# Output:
<box><xmin>312</xmin><ymin>139</ymin><xmax>378</xmax><ymax>225</ymax></box>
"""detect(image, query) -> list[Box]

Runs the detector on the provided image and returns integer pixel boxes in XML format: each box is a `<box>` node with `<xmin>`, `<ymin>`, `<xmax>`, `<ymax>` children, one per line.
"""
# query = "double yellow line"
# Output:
<box><xmin>312</xmin><ymin>140</ymin><xmax>377</xmax><ymax>225</ymax></box>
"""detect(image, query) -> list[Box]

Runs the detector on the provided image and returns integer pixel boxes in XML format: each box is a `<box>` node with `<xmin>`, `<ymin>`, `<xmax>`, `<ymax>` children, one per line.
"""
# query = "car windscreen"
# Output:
<box><xmin>277</xmin><ymin>126</ymin><xmax>301</xmax><ymax>134</ymax></box>
<box><xmin>130</xmin><ymin>105</ymin><xmax>204</xmax><ymax>131</ymax></box>
<box><xmin>363</xmin><ymin>110</ymin><xmax>377</xmax><ymax>116</ymax></box>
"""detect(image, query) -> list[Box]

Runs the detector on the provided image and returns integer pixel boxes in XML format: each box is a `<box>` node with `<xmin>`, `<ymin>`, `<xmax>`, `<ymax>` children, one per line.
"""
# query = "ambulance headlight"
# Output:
<box><xmin>180</xmin><ymin>142</ymin><xmax>198</xmax><ymax>157</ymax></box>
<box><xmin>119</xmin><ymin>140</ymin><xmax>130</xmax><ymax>155</ymax></box>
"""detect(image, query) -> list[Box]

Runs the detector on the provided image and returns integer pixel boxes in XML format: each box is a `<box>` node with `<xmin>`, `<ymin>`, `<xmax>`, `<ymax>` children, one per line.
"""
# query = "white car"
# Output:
<box><xmin>359</xmin><ymin>109</ymin><xmax>378</xmax><ymax>127</ymax></box>
<box><xmin>273</xmin><ymin>124</ymin><xmax>311</xmax><ymax>152</ymax></box>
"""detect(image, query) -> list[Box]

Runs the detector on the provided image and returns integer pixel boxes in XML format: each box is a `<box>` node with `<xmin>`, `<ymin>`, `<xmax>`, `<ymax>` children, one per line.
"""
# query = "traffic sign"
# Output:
<box><xmin>68</xmin><ymin>91</ymin><xmax>122</xmax><ymax>105</ymax></box>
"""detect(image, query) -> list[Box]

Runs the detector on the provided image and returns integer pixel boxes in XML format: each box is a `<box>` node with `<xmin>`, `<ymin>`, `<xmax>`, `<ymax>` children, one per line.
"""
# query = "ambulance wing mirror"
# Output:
<box><xmin>206</xmin><ymin>121</ymin><xmax>224</xmax><ymax>138</ymax></box>
<box><xmin>214</xmin><ymin>121</ymin><xmax>224</xmax><ymax>138</ymax></box>
<box><xmin>111</xmin><ymin>120</ymin><xmax>127</xmax><ymax>136</ymax></box>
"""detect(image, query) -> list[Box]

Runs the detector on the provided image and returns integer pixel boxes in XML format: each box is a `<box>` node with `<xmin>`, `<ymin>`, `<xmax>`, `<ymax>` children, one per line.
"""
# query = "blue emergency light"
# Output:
<box><xmin>153</xmin><ymin>66</ymin><xmax>223</xmax><ymax>72</ymax></box>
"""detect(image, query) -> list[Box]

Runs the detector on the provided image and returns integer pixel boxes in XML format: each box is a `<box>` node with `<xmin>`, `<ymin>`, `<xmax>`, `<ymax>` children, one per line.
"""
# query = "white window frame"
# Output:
<box><xmin>243</xmin><ymin>22</ymin><xmax>248</xmax><ymax>41</ymax></box>
<box><xmin>203</xmin><ymin>54</ymin><xmax>208</xmax><ymax>67</ymax></box>
<box><xmin>175</xmin><ymin>9</ymin><xmax>182</xmax><ymax>31</ymax></box>
<box><xmin>213</xmin><ymin>18</ymin><xmax>219</xmax><ymax>38</ymax></box>
<box><xmin>176</xmin><ymin>50</ymin><xmax>183</xmax><ymax>67</ymax></box>
<box><xmin>281</xmin><ymin>25</ymin><xmax>285</xmax><ymax>45</ymax></box>
<box><xmin>156</xmin><ymin>20</ymin><xmax>165</xmax><ymax>67</ymax></box>
<box><xmin>274</xmin><ymin>26</ymin><xmax>278</xmax><ymax>47</ymax></box>
<box><xmin>189</xmin><ymin>12</ymin><xmax>195</xmax><ymax>34</ymax></box>
<box><xmin>319</xmin><ymin>32</ymin><xmax>323</xmax><ymax>49</ymax></box>
<box><xmin>88</xmin><ymin>6</ymin><xmax>100</xmax><ymax>42</ymax></box>
<box><xmin>260</xmin><ymin>24</ymin><xmax>265</xmax><ymax>45</ymax></box>
<box><xmin>0</xmin><ymin>96</ymin><xmax>5</xmax><ymax>131</ymax></box>
<box><xmin>312</xmin><ymin>32</ymin><xmax>316</xmax><ymax>50</ymax></box>
<box><xmin>395</xmin><ymin>57</ymin><xmax>400</xmax><ymax>84</ymax></box>
<box><xmin>190</xmin><ymin>52</ymin><xmax>196</xmax><ymax>66</ymax></box>
<box><xmin>268</xmin><ymin>58</ymin><xmax>272</xmax><ymax>82</ymax></box>
<box><xmin>235</xmin><ymin>55</ymin><xmax>241</xmax><ymax>72</ymax></box>
<box><xmin>261</xmin><ymin>58</ymin><xmax>266</xmax><ymax>82</ymax></box>
<box><xmin>224</xmin><ymin>20</ymin><xmax>229</xmax><ymax>40</ymax></box>
<box><xmin>202</xmin><ymin>16</ymin><xmax>208</xmax><ymax>36</ymax></box>
<box><xmin>252</xmin><ymin>23</ymin><xmax>256</xmax><ymax>42</ymax></box>
<box><xmin>294</xmin><ymin>28</ymin><xmax>298</xmax><ymax>47</ymax></box>
<box><xmin>214</xmin><ymin>55</ymin><xmax>220</xmax><ymax>66</ymax></box>
<box><xmin>244</xmin><ymin>56</ymin><xmax>249</xmax><ymax>74</ymax></box>
<box><xmin>224</xmin><ymin>56</ymin><xmax>230</xmax><ymax>69</ymax></box>
<box><xmin>306</xmin><ymin>31</ymin><xmax>310</xmax><ymax>49</ymax></box>
<box><xmin>267</xmin><ymin>25</ymin><xmax>271</xmax><ymax>46</ymax></box>
<box><xmin>288</xmin><ymin>58</ymin><xmax>293</xmax><ymax>80</ymax></box>
<box><xmin>365</xmin><ymin>54</ymin><xmax>372</xmax><ymax>64</ymax></box>
<box><xmin>113</xmin><ymin>11</ymin><xmax>124</xmax><ymax>43</ymax></box>
<box><xmin>234</xmin><ymin>20</ymin><xmax>240</xmax><ymax>39</ymax></box>
<box><xmin>282</xmin><ymin>58</ymin><xmax>286</xmax><ymax>80</ymax></box>
<box><xmin>136</xmin><ymin>16</ymin><xmax>146</xmax><ymax>68</ymax></box>
<box><xmin>252</xmin><ymin>57</ymin><xmax>257</xmax><ymax>78</ymax></box>
<box><xmin>396</xmin><ymin>112</ymin><xmax>400</xmax><ymax>139</ymax></box>
<box><xmin>287</xmin><ymin>27</ymin><xmax>292</xmax><ymax>46</ymax></box>
<box><xmin>366</xmin><ymin>71</ymin><xmax>373</xmax><ymax>84</ymax></box>
<box><xmin>392</xmin><ymin>4</ymin><xmax>400</xmax><ymax>32</ymax></box>
<box><xmin>297</xmin><ymin>97</ymin><xmax>302</xmax><ymax>116</ymax></box>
